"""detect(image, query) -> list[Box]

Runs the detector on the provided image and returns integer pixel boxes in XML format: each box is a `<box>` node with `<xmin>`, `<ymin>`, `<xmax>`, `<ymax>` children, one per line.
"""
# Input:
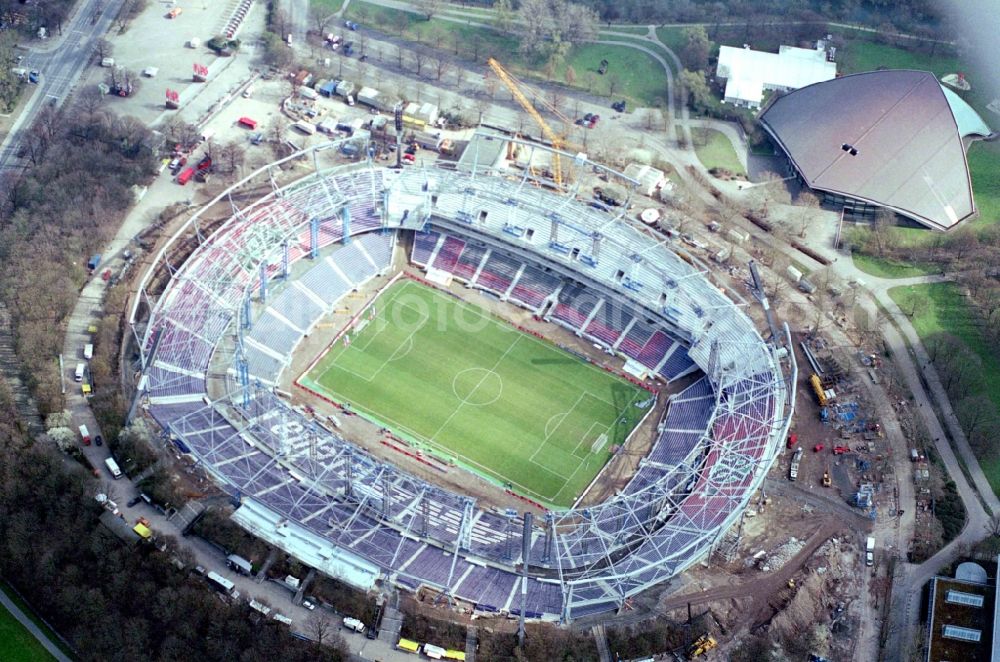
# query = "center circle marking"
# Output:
<box><xmin>452</xmin><ymin>368</ymin><xmax>503</xmax><ymax>406</ymax></box>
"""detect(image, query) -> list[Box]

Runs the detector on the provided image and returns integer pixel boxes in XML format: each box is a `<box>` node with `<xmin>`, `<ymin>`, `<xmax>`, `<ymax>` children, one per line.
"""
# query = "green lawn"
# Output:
<box><xmin>347</xmin><ymin>0</ymin><xmax>669</xmax><ymax>106</ymax></box>
<box><xmin>655</xmin><ymin>27</ymin><xmax>686</xmax><ymax>57</ymax></box>
<box><xmin>838</xmin><ymin>38</ymin><xmax>963</xmax><ymax>79</ymax></box>
<box><xmin>558</xmin><ymin>43</ymin><xmax>669</xmax><ymax>106</ymax></box>
<box><xmin>851</xmin><ymin>253</ymin><xmax>938</xmax><ymax>279</ymax></box>
<box><xmin>692</xmin><ymin>128</ymin><xmax>744</xmax><ymax>175</ymax></box>
<box><xmin>310</xmin><ymin>0</ymin><xmax>346</xmax><ymax>14</ymax></box>
<box><xmin>0</xmin><ymin>585</ymin><xmax>56</xmax><ymax>662</ymax></box>
<box><xmin>889</xmin><ymin>282</ymin><xmax>1000</xmax><ymax>492</ymax></box>
<box><xmin>301</xmin><ymin>280</ymin><xmax>650</xmax><ymax>507</ymax></box>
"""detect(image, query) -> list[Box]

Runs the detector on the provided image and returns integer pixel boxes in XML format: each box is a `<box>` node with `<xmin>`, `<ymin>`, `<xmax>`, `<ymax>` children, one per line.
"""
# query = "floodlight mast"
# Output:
<box><xmin>487</xmin><ymin>57</ymin><xmax>574</xmax><ymax>186</ymax></box>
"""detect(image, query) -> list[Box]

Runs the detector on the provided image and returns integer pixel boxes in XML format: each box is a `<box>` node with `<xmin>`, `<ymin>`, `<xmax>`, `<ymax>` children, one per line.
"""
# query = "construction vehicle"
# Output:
<box><xmin>809</xmin><ymin>373</ymin><xmax>828</xmax><ymax>406</ymax></box>
<box><xmin>689</xmin><ymin>634</ymin><xmax>717</xmax><ymax>657</ymax></box>
<box><xmin>486</xmin><ymin>58</ymin><xmax>576</xmax><ymax>186</ymax></box>
<box><xmin>822</xmin><ymin>471</ymin><xmax>832</xmax><ymax>487</ymax></box>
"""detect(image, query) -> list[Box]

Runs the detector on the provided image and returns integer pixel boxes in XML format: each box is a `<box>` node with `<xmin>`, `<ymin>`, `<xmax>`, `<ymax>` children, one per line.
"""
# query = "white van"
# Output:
<box><xmin>84</xmin><ymin>343</ymin><xmax>94</xmax><ymax>360</ymax></box>
<box><xmin>74</xmin><ymin>362</ymin><xmax>85</xmax><ymax>382</ymax></box>
<box><xmin>104</xmin><ymin>457</ymin><xmax>122</xmax><ymax>479</ymax></box>
<box><xmin>342</xmin><ymin>616</ymin><xmax>365</xmax><ymax>633</ymax></box>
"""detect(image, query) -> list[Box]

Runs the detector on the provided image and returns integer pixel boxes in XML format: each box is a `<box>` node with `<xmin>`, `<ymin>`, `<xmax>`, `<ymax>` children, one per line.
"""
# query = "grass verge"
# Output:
<box><xmin>888</xmin><ymin>282</ymin><xmax>1000</xmax><ymax>492</ymax></box>
<box><xmin>0</xmin><ymin>582</ymin><xmax>61</xmax><ymax>662</ymax></box>
<box><xmin>851</xmin><ymin>253</ymin><xmax>938</xmax><ymax>279</ymax></box>
<box><xmin>692</xmin><ymin>127</ymin><xmax>745</xmax><ymax>175</ymax></box>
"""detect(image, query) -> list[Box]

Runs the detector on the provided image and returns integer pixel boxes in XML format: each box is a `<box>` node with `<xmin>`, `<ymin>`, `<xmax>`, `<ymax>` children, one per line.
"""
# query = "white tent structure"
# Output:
<box><xmin>716</xmin><ymin>44</ymin><xmax>836</xmax><ymax>109</ymax></box>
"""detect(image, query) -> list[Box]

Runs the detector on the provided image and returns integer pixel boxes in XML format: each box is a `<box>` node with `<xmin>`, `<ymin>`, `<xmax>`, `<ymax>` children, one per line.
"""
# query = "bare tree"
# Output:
<box><xmin>217</xmin><ymin>141</ymin><xmax>246</xmax><ymax>176</ymax></box>
<box><xmin>795</xmin><ymin>191</ymin><xmax>821</xmax><ymax>237</ymax></box>
<box><xmin>94</xmin><ymin>38</ymin><xmax>113</xmax><ymax>62</ymax></box>
<box><xmin>76</xmin><ymin>86</ymin><xmax>105</xmax><ymax>115</ymax></box>
<box><xmin>431</xmin><ymin>56</ymin><xmax>451</xmax><ymax>82</ymax></box>
<box><xmin>411</xmin><ymin>50</ymin><xmax>426</xmax><ymax>77</ymax></box>
<box><xmin>105</xmin><ymin>67</ymin><xmax>141</xmax><ymax>97</ymax></box>
<box><xmin>116</xmin><ymin>0</ymin><xmax>148</xmax><ymax>32</ymax></box>
<box><xmin>306</xmin><ymin>614</ymin><xmax>333</xmax><ymax>647</ymax></box>
<box><xmin>413</xmin><ymin>0</ymin><xmax>444</xmax><ymax>20</ymax></box>
<box><xmin>310</xmin><ymin>7</ymin><xmax>337</xmax><ymax>37</ymax></box>
<box><xmin>606</xmin><ymin>73</ymin><xmax>622</xmax><ymax>98</ymax></box>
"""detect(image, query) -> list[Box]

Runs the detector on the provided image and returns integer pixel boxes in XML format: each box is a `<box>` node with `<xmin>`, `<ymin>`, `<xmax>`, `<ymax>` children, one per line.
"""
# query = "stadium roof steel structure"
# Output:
<box><xmin>759</xmin><ymin>69</ymin><xmax>991</xmax><ymax>231</ymax></box>
<box><xmin>128</xmin><ymin>135</ymin><xmax>795</xmax><ymax>621</ymax></box>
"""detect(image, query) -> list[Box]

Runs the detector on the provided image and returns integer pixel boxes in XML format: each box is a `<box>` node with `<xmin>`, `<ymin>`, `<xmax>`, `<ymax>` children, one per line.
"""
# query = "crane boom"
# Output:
<box><xmin>487</xmin><ymin>57</ymin><xmax>565</xmax><ymax>185</ymax></box>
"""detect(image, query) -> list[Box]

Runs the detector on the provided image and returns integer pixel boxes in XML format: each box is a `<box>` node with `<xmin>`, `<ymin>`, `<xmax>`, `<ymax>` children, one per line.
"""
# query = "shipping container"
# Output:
<box><xmin>177</xmin><ymin>167</ymin><xmax>195</xmax><ymax>185</ymax></box>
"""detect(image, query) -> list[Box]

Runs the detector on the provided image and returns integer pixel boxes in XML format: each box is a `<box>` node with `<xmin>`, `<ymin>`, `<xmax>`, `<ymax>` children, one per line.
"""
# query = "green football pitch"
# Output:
<box><xmin>300</xmin><ymin>280</ymin><xmax>651</xmax><ymax>507</ymax></box>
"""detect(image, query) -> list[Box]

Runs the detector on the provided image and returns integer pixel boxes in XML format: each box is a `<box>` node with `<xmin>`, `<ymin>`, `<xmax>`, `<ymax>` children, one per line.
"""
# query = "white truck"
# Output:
<box><xmin>865</xmin><ymin>536</ymin><xmax>875</xmax><ymax>567</ymax></box>
<box><xmin>74</xmin><ymin>362</ymin><xmax>86</xmax><ymax>382</ymax></box>
<box><xmin>104</xmin><ymin>457</ymin><xmax>122</xmax><ymax>479</ymax></box>
<box><xmin>342</xmin><ymin>616</ymin><xmax>365</xmax><ymax>633</ymax></box>
<box><xmin>789</xmin><ymin>447</ymin><xmax>803</xmax><ymax>481</ymax></box>
<box><xmin>84</xmin><ymin>343</ymin><xmax>94</xmax><ymax>360</ymax></box>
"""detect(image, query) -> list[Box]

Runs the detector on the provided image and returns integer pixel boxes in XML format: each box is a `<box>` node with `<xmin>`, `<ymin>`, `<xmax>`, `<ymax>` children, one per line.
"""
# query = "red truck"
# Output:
<box><xmin>177</xmin><ymin>167</ymin><xmax>196</xmax><ymax>185</ymax></box>
<box><xmin>238</xmin><ymin>116</ymin><xmax>258</xmax><ymax>130</ymax></box>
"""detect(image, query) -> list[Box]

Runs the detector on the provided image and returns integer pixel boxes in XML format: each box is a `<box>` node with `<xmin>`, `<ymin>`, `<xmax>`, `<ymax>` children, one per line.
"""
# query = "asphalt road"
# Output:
<box><xmin>281</xmin><ymin>0</ymin><xmax>311</xmax><ymax>44</ymax></box>
<box><xmin>0</xmin><ymin>0</ymin><xmax>124</xmax><ymax>170</ymax></box>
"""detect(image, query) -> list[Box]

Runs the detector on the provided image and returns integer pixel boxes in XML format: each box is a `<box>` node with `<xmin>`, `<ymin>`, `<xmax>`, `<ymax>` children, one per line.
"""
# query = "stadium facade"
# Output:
<box><xmin>759</xmin><ymin>69</ymin><xmax>992</xmax><ymax>231</ymax></box>
<box><xmin>130</xmin><ymin>136</ymin><xmax>795</xmax><ymax>621</ymax></box>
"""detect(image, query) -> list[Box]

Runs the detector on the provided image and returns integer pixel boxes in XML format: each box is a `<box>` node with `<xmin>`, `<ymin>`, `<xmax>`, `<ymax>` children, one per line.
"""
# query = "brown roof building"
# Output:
<box><xmin>759</xmin><ymin>70</ymin><xmax>992</xmax><ymax>231</ymax></box>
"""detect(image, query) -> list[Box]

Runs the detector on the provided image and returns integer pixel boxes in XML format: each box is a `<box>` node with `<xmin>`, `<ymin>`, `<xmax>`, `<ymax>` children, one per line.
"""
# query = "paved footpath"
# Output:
<box><xmin>0</xmin><ymin>588</ymin><xmax>72</xmax><ymax>662</ymax></box>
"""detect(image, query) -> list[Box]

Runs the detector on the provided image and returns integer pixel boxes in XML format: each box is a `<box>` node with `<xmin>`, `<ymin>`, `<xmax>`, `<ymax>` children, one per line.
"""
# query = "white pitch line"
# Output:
<box><xmin>429</xmin><ymin>335</ymin><xmax>522</xmax><ymax>443</ymax></box>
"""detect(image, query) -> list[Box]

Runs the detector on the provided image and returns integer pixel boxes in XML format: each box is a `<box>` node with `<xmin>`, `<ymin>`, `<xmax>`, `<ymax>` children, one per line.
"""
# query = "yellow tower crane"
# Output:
<box><xmin>486</xmin><ymin>57</ymin><xmax>575</xmax><ymax>186</ymax></box>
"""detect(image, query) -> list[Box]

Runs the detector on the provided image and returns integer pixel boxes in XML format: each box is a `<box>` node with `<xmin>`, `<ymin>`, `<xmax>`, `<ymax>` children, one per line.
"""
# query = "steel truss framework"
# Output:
<box><xmin>130</xmin><ymin>136</ymin><xmax>796</xmax><ymax>621</ymax></box>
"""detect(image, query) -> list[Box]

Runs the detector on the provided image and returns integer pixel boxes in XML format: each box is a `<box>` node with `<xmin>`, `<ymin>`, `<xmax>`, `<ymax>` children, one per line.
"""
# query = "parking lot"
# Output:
<box><xmin>80</xmin><ymin>1</ymin><xmax>265</xmax><ymax>126</ymax></box>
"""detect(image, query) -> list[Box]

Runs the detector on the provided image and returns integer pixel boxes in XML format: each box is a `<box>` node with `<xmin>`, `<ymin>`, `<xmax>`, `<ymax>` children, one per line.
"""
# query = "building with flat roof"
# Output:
<box><xmin>925</xmin><ymin>560</ymin><xmax>997</xmax><ymax>662</ymax></box>
<box><xmin>759</xmin><ymin>69</ymin><xmax>992</xmax><ymax>231</ymax></box>
<box><xmin>715</xmin><ymin>43</ymin><xmax>837</xmax><ymax>109</ymax></box>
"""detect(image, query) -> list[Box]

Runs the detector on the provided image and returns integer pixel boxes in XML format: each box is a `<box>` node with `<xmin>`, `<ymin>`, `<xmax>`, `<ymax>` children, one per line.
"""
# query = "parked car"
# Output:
<box><xmin>345</xmin><ymin>20</ymin><xmax>358</xmax><ymax>30</ymax></box>
<box><xmin>833</xmin><ymin>445</ymin><xmax>850</xmax><ymax>455</ymax></box>
<box><xmin>588</xmin><ymin>114</ymin><xmax>601</xmax><ymax>128</ymax></box>
<box><xmin>612</xmin><ymin>100</ymin><xmax>626</xmax><ymax>112</ymax></box>
<box><xmin>127</xmin><ymin>496</ymin><xmax>142</xmax><ymax>507</ymax></box>
<box><xmin>813</xmin><ymin>444</ymin><xmax>824</xmax><ymax>452</ymax></box>
<box><xmin>302</xmin><ymin>599</ymin><xmax>317</xmax><ymax>611</ymax></box>
<box><xmin>583</xmin><ymin>113</ymin><xmax>593</xmax><ymax>122</ymax></box>
<box><xmin>95</xmin><ymin>435</ymin><xmax>103</xmax><ymax>446</ymax></box>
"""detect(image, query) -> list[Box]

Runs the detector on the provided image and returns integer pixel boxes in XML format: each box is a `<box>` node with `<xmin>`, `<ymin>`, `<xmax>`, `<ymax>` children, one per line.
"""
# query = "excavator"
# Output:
<box><xmin>689</xmin><ymin>634</ymin><xmax>718</xmax><ymax>657</ymax></box>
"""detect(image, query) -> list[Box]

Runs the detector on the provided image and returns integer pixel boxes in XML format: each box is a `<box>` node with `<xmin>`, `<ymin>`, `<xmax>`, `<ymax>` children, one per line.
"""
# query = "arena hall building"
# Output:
<box><xmin>759</xmin><ymin>69</ymin><xmax>992</xmax><ymax>231</ymax></box>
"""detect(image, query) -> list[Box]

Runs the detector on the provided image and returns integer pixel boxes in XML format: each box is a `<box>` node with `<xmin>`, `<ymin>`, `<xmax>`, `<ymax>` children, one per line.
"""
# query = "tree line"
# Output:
<box><xmin>852</xmin><ymin>216</ymin><xmax>1000</xmax><ymax>467</ymax></box>
<box><xmin>577</xmin><ymin>0</ymin><xmax>946</xmax><ymax>37</ymax></box>
<box><xmin>0</xmin><ymin>382</ymin><xmax>344</xmax><ymax>660</ymax></box>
